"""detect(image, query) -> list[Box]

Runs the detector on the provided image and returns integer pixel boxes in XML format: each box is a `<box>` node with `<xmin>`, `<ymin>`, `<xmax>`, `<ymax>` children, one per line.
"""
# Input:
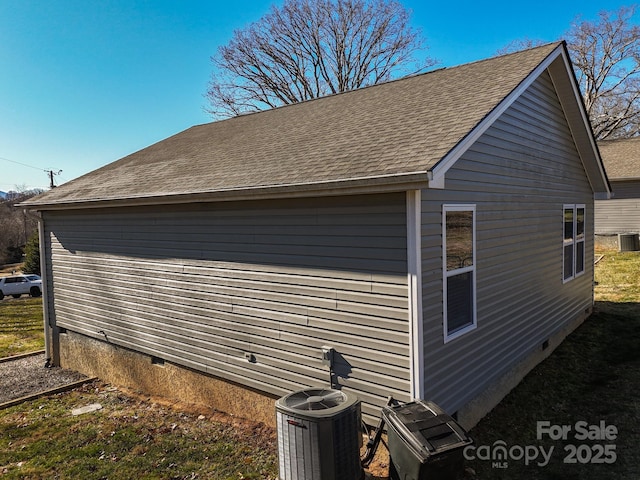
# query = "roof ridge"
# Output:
<box><xmin>23</xmin><ymin>40</ymin><xmax>589</xmax><ymax>209</ymax></box>
<box><xmin>195</xmin><ymin>41</ymin><xmax>564</xmax><ymax>127</ymax></box>
<box><xmin>452</xmin><ymin>41</ymin><xmax>563</xmax><ymax>68</ymax></box>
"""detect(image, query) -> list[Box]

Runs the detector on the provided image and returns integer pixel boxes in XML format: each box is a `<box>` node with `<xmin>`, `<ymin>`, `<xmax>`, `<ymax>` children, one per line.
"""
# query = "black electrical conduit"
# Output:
<box><xmin>361</xmin><ymin>396</ymin><xmax>396</xmax><ymax>468</ymax></box>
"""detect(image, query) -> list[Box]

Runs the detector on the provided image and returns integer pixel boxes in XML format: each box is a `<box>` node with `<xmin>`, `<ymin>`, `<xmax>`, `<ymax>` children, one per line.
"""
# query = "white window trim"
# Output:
<box><xmin>563</xmin><ymin>204</ymin><xmax>586</xmax><ymax>283</ymax></box>
<box><xmin>443</xmin><ymin>204</ymin><xmax>477</xmax><ymax>343</ymax></box>
<box><xmin>563</xmin><ymin>205</ymin><xmax>574</xmax><ymax>282</ymax></box>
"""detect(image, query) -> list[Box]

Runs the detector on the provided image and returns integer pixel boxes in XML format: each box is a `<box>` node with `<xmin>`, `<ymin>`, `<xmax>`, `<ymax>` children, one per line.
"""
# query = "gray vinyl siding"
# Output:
<box><xmin>421</xmin><ymin>71</ymin><xmax>594</xmax><ymax>414</ymax></box>
<box><xmin>43</xmin><ymin>193</ymin><xmax>411</xmax><ymax>416</ymax></box>
<box><xmin>595</xmin><ymin>180</ymin><xmax>640</xmax><ymax>234</ymax></box>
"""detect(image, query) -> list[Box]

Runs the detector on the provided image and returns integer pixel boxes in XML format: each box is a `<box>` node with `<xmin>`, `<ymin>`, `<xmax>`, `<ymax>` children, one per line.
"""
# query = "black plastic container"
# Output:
<box><xmin>382</xmin><ymin>400</ymin><xmax>472</xmax><ymax>480</ymax></box>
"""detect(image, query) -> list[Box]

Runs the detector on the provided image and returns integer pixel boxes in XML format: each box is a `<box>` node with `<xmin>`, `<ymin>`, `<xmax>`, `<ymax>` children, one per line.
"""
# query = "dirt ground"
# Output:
<box><xmin>0</xmin><ymin>351</ymin><xmax>391</xmax><ymax>478</ymax></box>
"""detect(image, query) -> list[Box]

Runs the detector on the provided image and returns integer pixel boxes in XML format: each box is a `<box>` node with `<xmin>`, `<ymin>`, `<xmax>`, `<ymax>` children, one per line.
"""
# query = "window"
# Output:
<box><xmin>563</xmin><ymin>204</ymin><xmax>585</xmax><ymax>282</ymax></box>
<box><xmin>443</xmin><ymin>205</ymin><xmax>476</xmax><ymax>342</ymax></box>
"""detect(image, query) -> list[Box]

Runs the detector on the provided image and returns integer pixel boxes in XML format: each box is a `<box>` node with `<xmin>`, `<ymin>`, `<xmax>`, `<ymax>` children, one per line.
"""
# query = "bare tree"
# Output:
<box><xmin>206</xmin><ymin>0</ymin><xmax>435</xmax><ymax>117</ymax></box>
<box><xmin>495</xmin><ymin>38</ymin><xmax>545</xmax><ymax>56</ymax></box>
<box><xmin>0</xmin><ymin>188</ymin><xmax>44</xmax><ymax>265</ymax></box>
<box><xmin>566</xmin><ymin>6</ymin><xmax>640</xmax><ymax>139</ymax></box>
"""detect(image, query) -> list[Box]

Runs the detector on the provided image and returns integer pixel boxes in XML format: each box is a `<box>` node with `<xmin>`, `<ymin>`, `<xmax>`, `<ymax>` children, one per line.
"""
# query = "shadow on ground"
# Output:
<box><xmin>464</xmin><ymin>301</ymin><xmax>640</xmax><ymax>479</ymax></box>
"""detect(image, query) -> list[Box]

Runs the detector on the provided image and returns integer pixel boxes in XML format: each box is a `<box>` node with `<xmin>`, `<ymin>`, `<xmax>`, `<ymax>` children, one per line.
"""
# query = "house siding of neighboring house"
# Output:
<box><xmin>23</xmin><ymin>42</ymin><xmax>610</xmax><ymax>428</ymax></box>
<box><xmin>595</xmin><ymin>138</ymin><xmax>640</xmax><ymax>242</ymax></box>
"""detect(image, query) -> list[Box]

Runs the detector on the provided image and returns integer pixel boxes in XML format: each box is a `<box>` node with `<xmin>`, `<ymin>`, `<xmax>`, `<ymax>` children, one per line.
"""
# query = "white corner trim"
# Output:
<box><xmin>37</xmin><ymin>214</ymin><xmax>52</xmax><ymax>363</ymax></box>
<box><xmin>407</xmin><ymin>190</ymin><xmax>424</xmax><ymax>400</ymax></box>
<box><xmin>429</xmin><ymin>44</ymin><xmax>565</xmax><ymax>189</ymax></box>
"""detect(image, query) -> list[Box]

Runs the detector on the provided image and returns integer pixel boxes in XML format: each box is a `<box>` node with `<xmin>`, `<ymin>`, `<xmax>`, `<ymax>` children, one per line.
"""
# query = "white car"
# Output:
<box><xmin>0</xmin><ymin>274</ymin><xmax>42</xmax><ymax>299</ymax></box>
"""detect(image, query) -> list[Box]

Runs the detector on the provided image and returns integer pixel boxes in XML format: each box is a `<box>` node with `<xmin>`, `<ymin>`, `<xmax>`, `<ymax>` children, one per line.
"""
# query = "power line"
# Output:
<box><xmin>0</xmin><ymin>156</ymin><xmax>63</xmax><ymax>188</ymax></box>
<box><xmin>0</xmin><ymin>183</ymin><xmax>48</xmax><ymax>189</ymax></box>
<box><xmin>0</xmin><ymin>156</ymin><xmax>46</xmax><ymax>172</ymax></box>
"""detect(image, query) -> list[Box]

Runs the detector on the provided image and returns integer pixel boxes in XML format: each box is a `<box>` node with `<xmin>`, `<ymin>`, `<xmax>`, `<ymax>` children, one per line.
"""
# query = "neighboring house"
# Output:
<box><xmin>595</xmin><ymin>138</ymin><xmax>640</xmax><ymax>243</ymax></box>
<box><xmin>22</xmin><ymin>42</ymin><xmax>610</xmax><ymax>428</ymax></box>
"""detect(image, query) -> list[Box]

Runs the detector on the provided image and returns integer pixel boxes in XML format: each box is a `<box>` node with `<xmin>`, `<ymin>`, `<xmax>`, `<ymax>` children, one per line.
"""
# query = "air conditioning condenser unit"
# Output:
<box><xmin>276</xmin><ymin>388</ymin><xmax>362</xmax><ymax>480</ymax></box>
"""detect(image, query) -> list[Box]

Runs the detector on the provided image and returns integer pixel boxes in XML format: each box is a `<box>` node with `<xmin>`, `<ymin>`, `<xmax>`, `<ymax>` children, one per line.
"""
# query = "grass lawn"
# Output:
<box><xmin>0</xmin><ymin>297</ymin><xmax>44</xmax><ymax>358</ymax></box>
<box><xmin>0</xmin><ymin>249</ymin><xmax>638</xmax><ymax>479</ymax></box>
<box><xmin>0</xmin><ymin>382</ymin><xmax>278</xmax><ymax>479</ymax></box>
<box><xmin>467</xmin><ymin>248</ymin><xmax>640</xmax><ymax>479</ymax></box>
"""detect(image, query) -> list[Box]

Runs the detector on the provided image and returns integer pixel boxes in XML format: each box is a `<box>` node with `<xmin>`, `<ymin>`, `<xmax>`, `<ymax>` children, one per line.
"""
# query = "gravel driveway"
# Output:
<box><xmin>0</xmin><ymin>353</ymin><xmax>88</xmax><ymax>405</ymax></box>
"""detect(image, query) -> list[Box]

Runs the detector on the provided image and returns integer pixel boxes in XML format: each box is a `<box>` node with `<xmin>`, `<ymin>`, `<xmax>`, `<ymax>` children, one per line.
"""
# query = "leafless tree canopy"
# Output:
<box><xmin>496</xmin><ymin>7</ymin><xmax>640</xmax><ymax>139</ymax></box>
<box><xmin>567</xmin><ymin>6</ymin><xmax>640</xmax><ymax>139</ymax></box>
<box><xmin>206</xmin><ymin>0</ymin><xmax>435</xmax><ymax>117</ymax></box>
<box><xmin>0</xmin><ymin>189</ymin><xmax>43</xmax><ymax>265</ymax></box>
<box><xmin>495</xmin><ymin>38</ymin><xmax>546</xmax><ymax>56</ymax></box>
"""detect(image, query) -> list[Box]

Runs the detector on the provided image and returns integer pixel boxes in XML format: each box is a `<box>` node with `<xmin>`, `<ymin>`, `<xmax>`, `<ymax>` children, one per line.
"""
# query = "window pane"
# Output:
<box><xmin>447</xmin><ymin>272</ymin><xmax>474</xmax><ymax>333</ymax></box>
<box><xmin>564</xmin><ymin>208</ymin><xmax>574</xmax><ymax>241</ymax></box>
<box><xmin>446</xmin><ymin>210</ymin><xmax>473</xmax><ymax>271</ymax></box>
<box><xmin>576</xmin><ymin>208</ymin><xmax>585</xmax><ymax>238</ymax></box>
<box><xmin>576</xmin><ymin>241</ymin><xmax>585</xmax><ymax>274</ymax></box>
<box><xmin>564</xmin><ymin>244</ymin><xmax>574</xmax><ymax>280</ymax></box>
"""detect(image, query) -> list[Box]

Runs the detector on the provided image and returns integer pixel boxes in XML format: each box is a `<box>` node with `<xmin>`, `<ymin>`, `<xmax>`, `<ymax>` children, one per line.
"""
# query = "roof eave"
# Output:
<box><xmin>19</xmin><ymin>172</ymin><xmax>430</xmax><ymax>211</ymax></box>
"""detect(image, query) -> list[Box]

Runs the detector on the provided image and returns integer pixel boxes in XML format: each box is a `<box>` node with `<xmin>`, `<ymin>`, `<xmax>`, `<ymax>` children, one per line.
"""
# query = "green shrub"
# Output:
<box><xmin>22</xmin><ymin>231</ymin><xmax>40</xmax><ymax>275</ymax></box>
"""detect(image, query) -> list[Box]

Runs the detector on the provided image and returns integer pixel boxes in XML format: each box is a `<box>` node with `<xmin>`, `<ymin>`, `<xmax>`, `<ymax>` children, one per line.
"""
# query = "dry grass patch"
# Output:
<box><xmin>0</xmin><ymin>297</ymin><xmax>44</xmax><ymax>357</ymax></box>
<box><xmin>594</xmin><ymin>249</ymin><xmax>640</xmax><ymax>304</ymax></box>
<box><xmin>0</xmin><ymin>264</ymin><xmax>23</xmax><ymax>276</ymax></box>
<box><xmin>0</xmin><ymin>381</ymin><xmax>278</xmax><ymax>479</ymax></box>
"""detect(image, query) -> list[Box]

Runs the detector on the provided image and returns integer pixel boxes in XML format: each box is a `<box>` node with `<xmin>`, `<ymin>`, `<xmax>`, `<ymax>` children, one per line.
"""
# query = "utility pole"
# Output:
<box><xmin>46</xmin><ymin>169</ymin><xmax>62</xmax><ymax>188</ymax></box>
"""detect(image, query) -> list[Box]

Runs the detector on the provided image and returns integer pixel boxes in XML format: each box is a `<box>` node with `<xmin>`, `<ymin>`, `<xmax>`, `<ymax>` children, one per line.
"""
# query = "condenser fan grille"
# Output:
<box><xmin>283</xmin><ymin>388</ymin><xmax>346</xmax><ymax>411</ymax></box>
<box><xmin>276</xmin><ymin>388</ymin><xmax>362</xmax><ymax>480</ymax></box>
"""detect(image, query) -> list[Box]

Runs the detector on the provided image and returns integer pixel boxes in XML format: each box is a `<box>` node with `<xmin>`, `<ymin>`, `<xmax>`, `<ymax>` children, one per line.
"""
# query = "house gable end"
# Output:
<box><xmin>421</xmin><ymin>67</ymin><xmax>596</xmax><ymax>418</ymax></box>
<box><xmin>429</xmin><ymin>44</ymin><xmax>611</xmax><ymax>199</ymax></box>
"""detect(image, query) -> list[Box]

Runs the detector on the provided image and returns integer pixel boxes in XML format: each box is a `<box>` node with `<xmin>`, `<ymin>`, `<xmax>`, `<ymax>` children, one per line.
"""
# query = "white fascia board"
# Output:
<box><xmin>428</xmin><ymin>44</ymin><xmax>565</xmax><ymax>190</ymax></box>
<box><xmin>552</xmin><ymin>48</ymin><xmax>612</xmax><ymax>199</ymax></box>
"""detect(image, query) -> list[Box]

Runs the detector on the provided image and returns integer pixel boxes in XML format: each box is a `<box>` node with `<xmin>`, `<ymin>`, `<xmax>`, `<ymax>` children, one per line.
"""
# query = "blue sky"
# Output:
<box><xmin>0</xmin><ymin>0</ymin><xmax>631</xmax><ymax>191</ymax></box>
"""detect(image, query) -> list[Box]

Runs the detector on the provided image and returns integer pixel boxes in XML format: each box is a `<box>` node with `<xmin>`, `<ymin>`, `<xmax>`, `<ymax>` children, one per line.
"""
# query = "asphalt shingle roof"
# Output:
<box><xmin>26</xmin><ymin>43</ymin><xmax>562</xmax><ymax>208</ymax></box>
<box><xmin>598</xmin><ymin>137</ymin><xmax>640</xmax><ymax>180</ymax></box>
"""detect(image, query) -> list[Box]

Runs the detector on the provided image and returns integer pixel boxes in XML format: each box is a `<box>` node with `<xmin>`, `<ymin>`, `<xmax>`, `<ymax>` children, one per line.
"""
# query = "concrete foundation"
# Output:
<box><xmin>58</xmin><ymin>330</ymin><xmax>279</xmax><ymax>427</ymax></box>
<box><xmin>58</xmin><ymin>305</ymin><xmax>591</xmax><ymax>432</ymax></box>
<box><xmin>455</xmin><ymin>307</ymin><xmax>591</xmax><ymax>430</ymax></box>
